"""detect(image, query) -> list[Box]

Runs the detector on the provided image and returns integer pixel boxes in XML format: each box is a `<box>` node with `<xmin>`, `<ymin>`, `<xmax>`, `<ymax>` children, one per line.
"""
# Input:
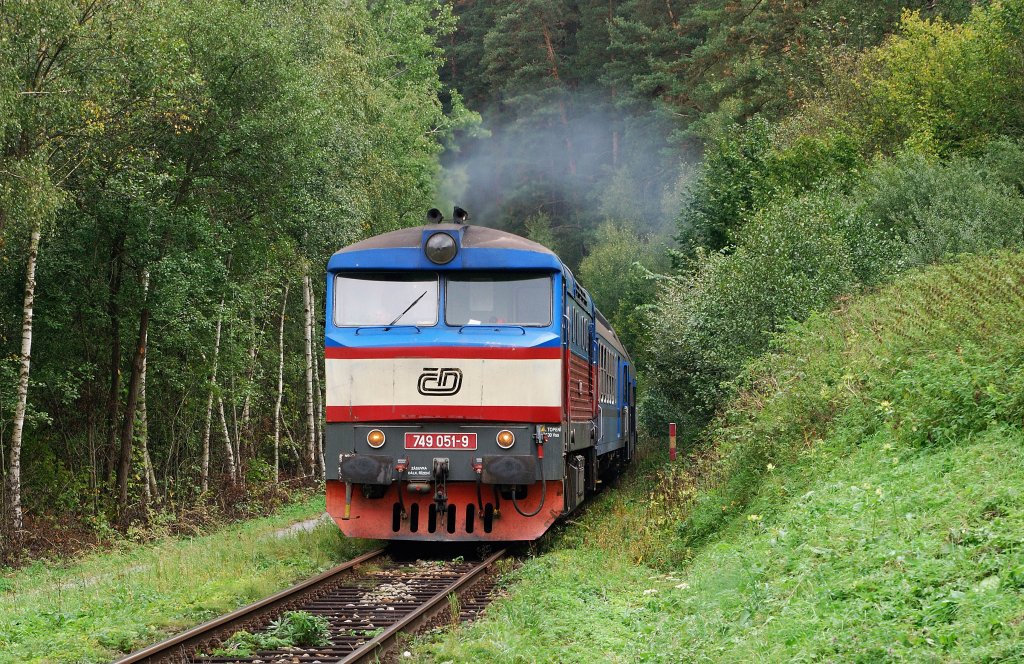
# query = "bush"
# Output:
<box><xmin>578</xmin><ymin>222</ymin><xmax>669</xmax><ymax>359</ymax></box>
<box><xmin>649</xmin><ymin>191</ymin><xmax>854</xmax><ymax>426</ymax></box>
<box><xmin>678</xmin><ymin>119</ymin><xmax>863</xmax><ymax>258</ymax></box>
<box><xmin>212</xmin><ymin>610</ymin><xmax>330</xmax><ymax>656</ymax></box>
<box><xmin>848</xmin><ymin>150</ymin><xmax>1024</xmax><ymax>273</ymax></box>
<box><xmin>649</xmin><ymin>145</ymin><xmax>1024</xmax><ymax>434</ymax></box>
<box><xmin>653</xmin><ymin>0</ymin><xmax>1024</xmax><ymax>439</ymax></box>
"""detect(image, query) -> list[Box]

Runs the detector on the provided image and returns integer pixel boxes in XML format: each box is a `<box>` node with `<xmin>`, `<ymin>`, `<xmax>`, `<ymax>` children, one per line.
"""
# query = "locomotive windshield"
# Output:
<box><xmin>445</xmin><ymin>273</ymin><xmax>552</xmax><ymax>326</ymax></box>
<box><xmin>334</xmin><ymin>272</ymin><xmax>438</xmax><ymax>326</ymax></box>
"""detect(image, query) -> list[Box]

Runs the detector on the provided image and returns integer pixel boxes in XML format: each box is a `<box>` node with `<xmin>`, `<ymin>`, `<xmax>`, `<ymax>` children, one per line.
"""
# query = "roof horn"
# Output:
<box><xmin>453</xmin><ymin>206</ymin><xmax>469</xmax><ymax>224</ymax></box>
<box><xmin>426</xmin><ymin>208</ymin><xmax>444</xmax><ymax>224</ymax></box>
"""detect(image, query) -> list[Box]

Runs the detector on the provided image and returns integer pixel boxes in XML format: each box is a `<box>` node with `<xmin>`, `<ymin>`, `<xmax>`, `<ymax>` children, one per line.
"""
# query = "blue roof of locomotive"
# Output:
<box><xmin>326</xmin><ymin>223</ymin><xmax>564</xmax><ymax>272</ymax></box>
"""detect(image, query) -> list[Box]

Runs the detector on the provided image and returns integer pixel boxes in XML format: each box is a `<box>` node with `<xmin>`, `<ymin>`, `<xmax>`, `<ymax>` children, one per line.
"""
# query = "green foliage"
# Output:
<box><xmin>244</xmin><ymin>458</ymin><xmax>274</xmax><ymax>485</ymax></box>
<box><xmin>676</xmin><ymin>118</ymin><xmax>773</xmax><ymax>254</ymax></box>
<box><xmin>578</xmin><ymin>223</ymin><xmax>668</xmax><ymax>357</ymax></box>
<box><xmin>847</xmin><ymin>150</ymin><xmax>1024</xmax><ymax>270</ymax></box>
<box><xmin>978</xmin><ymin>137</ymin><xmax>1024</xmax><ymax>195</ymax></box>
<box><xmin>680</xmin><ymin>252</ymin><xmax>1024</xmax><ymax>547</ymax></box>
<box><xmin>607</xmin><ymin>0</ymin><xmax>973</xmax><ymax>134</ymax></box>
<box><xmin>810</xmin><ymin>3</ymin><xmax>1024</xmax><ymax>158</ymax></box>
<box><xmin>653</xmin><ymin>140</ymin><xmax>1024</xmax><ymax>431</ymax></box>
<box><xmin>650</xmin><ymin>192</ymin><xmax>856</xmax><ymax>429</ymax></box>
<box><xmin>213</xmin><ymin>611</ymin><xmax>330</xmax><ymax>656</ymax></box>
<box><xmin>522</xmin><ymin>212</ymin><xmax>561</xmax><ymax>255</ymax></box>
<box><xmin>673</xmin><ymin>0</ymin><xmax>1024</xmax><ymax>264</ymax></box>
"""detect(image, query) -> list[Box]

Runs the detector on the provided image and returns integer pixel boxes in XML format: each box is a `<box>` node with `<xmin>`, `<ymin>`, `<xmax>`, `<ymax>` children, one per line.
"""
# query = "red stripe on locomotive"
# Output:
<box><xmin>325</xmin><ymin>345</ymin><xmax>561</xmax><ymax>360</ymax></box>
<box><xmin>326</xmin><ymin>404</ymin><xmax>562</xmax><ymax>423</ymax></box>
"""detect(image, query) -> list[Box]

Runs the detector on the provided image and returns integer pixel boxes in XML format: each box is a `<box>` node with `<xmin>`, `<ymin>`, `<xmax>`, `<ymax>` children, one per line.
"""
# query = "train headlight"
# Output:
<box><xmin>366</xmin><ymin>429</ymin><xmax>386</xmax><ymax>448</ymax></box>
<box><xmin>496</xmin><ymin>430</ymin><xmax>515</xmax><ymax>449</ymax></box>
<box><xmin>424</xmin><ymin>232</ymin><xmax>457</xmax><ymax>264</ymax></box>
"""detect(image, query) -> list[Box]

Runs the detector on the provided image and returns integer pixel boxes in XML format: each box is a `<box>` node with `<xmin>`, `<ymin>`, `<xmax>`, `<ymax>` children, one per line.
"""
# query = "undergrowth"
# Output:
<box><xmin>418</xmin><ymin>251</ymin><xmax>1024</xmax><ymax>661</ymax></box>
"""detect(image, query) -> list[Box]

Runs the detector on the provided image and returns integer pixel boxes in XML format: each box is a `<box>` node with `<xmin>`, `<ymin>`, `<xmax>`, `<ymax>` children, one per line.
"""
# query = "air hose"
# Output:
<box><xmin>512</xmin><ymin>438</ymin><xmax>547</xmax><ymax>518</ymax></box>
<box><xmin>476</xmin><ymin>471</ymin><xmax>484</xmax><ymax>513</ymax></box>
<box><xmin>395</xmin><ymin>462</ymin><xmax>407</xmax><ymax>519</ymax></box>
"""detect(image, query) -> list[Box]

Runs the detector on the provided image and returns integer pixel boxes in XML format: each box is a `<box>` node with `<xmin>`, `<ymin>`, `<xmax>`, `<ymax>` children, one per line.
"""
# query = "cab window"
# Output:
<box><xmin>446</xmin><ymin>273</ymin><xmax>552</xmax><ymax>326</ymax></box>
<box><xmin>334</xmin><ymin>272</ymin><xmax>438</xmax><ymax>326</ymax></box>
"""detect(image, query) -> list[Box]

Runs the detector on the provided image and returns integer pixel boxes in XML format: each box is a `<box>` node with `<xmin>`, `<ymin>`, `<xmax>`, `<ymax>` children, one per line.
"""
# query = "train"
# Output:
<box><xmin>323</xmin><ymin>208</ymin><xmax>636</xmax><ymax>541</ymax></box>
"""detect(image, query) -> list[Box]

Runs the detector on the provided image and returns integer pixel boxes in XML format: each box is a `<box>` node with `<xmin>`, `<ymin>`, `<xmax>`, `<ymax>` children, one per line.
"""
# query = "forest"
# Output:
<box><xmin>0</xmin><ymin>0</ymin><xmax>471</xmax><ymax>560</ymax></box>
<box><xmin>4</xmin><ymin>0</ymin><xmax>1024</xmax><ymax>567</ymax></box>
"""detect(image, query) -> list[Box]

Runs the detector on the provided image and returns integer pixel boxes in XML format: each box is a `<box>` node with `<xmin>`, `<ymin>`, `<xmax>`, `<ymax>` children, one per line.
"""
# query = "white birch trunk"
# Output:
<box><xmin>200</xmin><ymin>391</ymin><xmax>214</xmax><ymax>494</ymax></box>
<box><xmin>7</xmin><ymin>223</ymin><xmax>41</xmax><ymax>531</ymax></box>
<box><xmin>137</xmin><ymin>270</ymin><xmax>158</xmax><ymax>506</ymax></box>
<box><xmin>239</xmin><ymin>316</ymin><xmax>256</xmax><ymax>458</ymax></box>
<box><xmin>139</xmin><ymin>373</ymin><xmax>157</xmax><ymax>506</ymax></box>
<box><xmin>229</xmin><ymin>371</ymin><xmax>240</xmax><ymax>480</ymax></box>
<box><xmin>307</xmin><ymin>278</ymin><xmax>326</xmax><ymax>479</ymax></box>
<box><xmin>302</xmin><ymin>274</ymin><xmax>317</xmax><ymax>479</ymax></box>
<box><xmin>200</xmin><ymin>298</ymin><xmax>225</xmax><ymax>494</ymax></box>
<box><xmin>217</xmin><ymin>394</ymin><xmax>237</xmax><ymax>484</ymax></box>
<box><xmin>273</xmin><ymin>284</ymin><xmax>288</xmax><ymax>483</ymax></box>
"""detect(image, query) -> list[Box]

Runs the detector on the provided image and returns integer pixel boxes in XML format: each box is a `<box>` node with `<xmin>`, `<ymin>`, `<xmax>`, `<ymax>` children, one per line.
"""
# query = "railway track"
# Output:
<box><xmin>116</xmin><ymin>547</ymin><xmax>507</xmax><ymax>664</ymax></box>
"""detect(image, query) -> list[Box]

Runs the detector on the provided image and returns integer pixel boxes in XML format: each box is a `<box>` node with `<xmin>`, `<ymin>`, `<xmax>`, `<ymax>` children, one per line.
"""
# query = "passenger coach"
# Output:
<box><xmin>324</xmin><ymin>211</ymin><xmax>636</xmax><ymax>541</ymax></box>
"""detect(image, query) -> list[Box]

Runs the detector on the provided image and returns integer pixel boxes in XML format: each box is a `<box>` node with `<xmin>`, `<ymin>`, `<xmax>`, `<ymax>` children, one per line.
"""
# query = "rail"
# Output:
<box><xmin>115</xmin><ymin>548</ymin><xmax>385</xmax><ymax>664</ymax></box>
<box><xmin>116</xmin><ymin>547</ymin><xmax>506</xmax><ymax>664</ymax></box>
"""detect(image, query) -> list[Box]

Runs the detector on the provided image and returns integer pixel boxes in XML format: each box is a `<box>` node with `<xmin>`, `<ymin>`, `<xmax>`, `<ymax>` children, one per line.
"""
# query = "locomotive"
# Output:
<box><xmin>324</xmin><ymin>209</ymin><xmax>635</xmax><ymax>541</ymax></box>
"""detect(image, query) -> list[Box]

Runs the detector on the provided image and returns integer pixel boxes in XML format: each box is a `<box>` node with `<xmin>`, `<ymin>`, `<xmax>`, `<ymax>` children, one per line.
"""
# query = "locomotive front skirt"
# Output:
<box><xmin>324</xmin><ymin>221</ymin><xmax>636</xmax><ymax>541</ymax></box>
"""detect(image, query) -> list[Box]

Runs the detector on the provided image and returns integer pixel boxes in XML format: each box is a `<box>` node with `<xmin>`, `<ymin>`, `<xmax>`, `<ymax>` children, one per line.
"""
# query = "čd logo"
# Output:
<box><xmin>417</xmin><ymin>367</ymin><xmax>463</xmax><ymax>396</ymax></box>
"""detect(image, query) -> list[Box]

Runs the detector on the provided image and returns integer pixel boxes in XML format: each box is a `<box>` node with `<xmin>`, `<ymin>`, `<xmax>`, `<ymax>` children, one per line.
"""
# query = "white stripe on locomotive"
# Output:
<box><xmin>325</xmin><ymin>357</ymin><xmax>562</xmax><ymax>409</ymax></box>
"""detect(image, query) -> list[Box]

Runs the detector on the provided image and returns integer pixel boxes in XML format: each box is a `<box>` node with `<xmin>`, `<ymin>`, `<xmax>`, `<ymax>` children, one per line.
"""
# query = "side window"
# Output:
<box><xmin>598</xmin><ymin>342</ymin><xmax>606</xmax><ymax>403</ymax></box>
<box><xmin>613</xmin><ymin>355</ymin><xmax>618</xmax><ymax>401</ymax></box>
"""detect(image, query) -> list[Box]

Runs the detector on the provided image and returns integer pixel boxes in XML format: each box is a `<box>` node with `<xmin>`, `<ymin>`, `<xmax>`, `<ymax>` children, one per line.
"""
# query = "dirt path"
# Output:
<box><xmin>272</xmin><ymin>511</ymin><xmax>331</xmax><ymax>538</ymax></box>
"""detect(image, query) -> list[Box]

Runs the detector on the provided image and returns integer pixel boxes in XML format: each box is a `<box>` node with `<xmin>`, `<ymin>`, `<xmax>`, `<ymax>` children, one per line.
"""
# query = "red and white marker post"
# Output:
<box><xmin>669</xmin><ymin>422</ymin><xmax>677</xmax><ymax>461</ymax></box>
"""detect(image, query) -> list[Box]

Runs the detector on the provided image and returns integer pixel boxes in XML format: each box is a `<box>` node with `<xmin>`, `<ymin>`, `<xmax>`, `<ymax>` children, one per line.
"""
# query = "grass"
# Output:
<box><xmin>416</xmin><ymin>251</ymin><xmax>1024</xmax><ymax>662</ymax></box>
<box><xmin>0</xmin><ymin>495</ymin><xmax>377</xmax><ymax>663</ymax></box>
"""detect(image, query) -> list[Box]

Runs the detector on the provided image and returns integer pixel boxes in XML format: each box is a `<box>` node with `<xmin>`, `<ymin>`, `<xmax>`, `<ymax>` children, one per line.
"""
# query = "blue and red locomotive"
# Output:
<box><xmin>324</xmin><ymin>209</ymin><xmax>635</xmax><ymax>541</ymax></box>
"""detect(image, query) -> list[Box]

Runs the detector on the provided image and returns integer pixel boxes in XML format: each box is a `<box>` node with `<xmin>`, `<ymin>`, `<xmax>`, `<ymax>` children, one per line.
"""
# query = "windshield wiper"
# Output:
<box><xmin>388</xmin><ymin>290</ymin><xmax>428</xmax><ymax>326</ymax></box>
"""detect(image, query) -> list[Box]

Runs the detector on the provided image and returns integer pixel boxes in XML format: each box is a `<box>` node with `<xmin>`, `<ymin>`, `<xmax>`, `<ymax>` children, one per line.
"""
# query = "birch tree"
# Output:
<box><xmin>305</xmin><ymin>277</ymin><xmax>326</xmax><ymax>479</ymax></box>
<box><xmin>137</xmin><ymin>271</ymin><xmax>158</xmax><ymax>506</ymax></box>
<box><xmin>273</xmin><ymin>284</ymin><xmax>289</xmax><ymax>483</ymax></box>
<box><xmin>200</xmin><ymin>301</ymin><xmax>224</xmax><ymax>494</ymax></box>
<box><xmin>302</xmin><ymin>273</ymin><xmax>317</xmax><ymax>479</ymax></box>
<box><xmin>6</xmin><ymin>222</ymin><xmax>41</xmax><ymax>531</ymax></box>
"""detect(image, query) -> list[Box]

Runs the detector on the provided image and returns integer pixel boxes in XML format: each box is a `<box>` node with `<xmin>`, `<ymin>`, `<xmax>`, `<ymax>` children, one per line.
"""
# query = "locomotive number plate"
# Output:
<box><xmin>404</xmin><ymin>432</ymin><xmax>477</xmax><ymax>450</ymax></box>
